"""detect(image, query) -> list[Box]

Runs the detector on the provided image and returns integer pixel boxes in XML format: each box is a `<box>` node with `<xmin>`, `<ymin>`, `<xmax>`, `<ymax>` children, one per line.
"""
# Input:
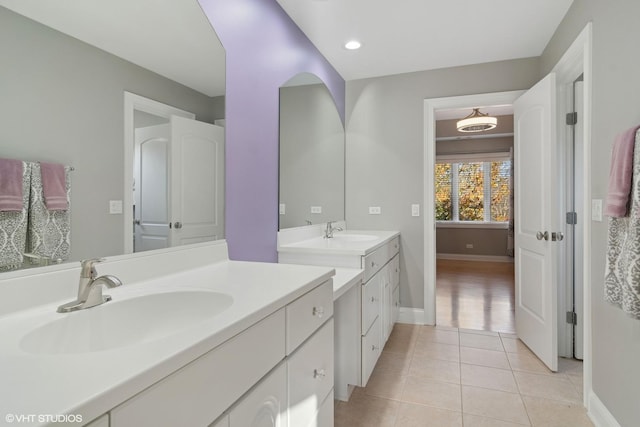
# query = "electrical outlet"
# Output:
<box><xmin>411</xmin><ymin>204</ymin><xmax>420</xmax><ymax>217</ymax></box>
<box><xmin>279</xmin><ymin>203</ymin><xmax>286</xmax><ymax>215</ymax></box>
<box><xmin>109</xmin><ymin>200</ymin><xmax>123</xmax><ymax>214</ymax></box>
<box><xmin>310</xmin><ymin>206</ymin><xmax>322</xmax><ymax>214</ymax></box>
<box><xmin>369</xmin><ymin>206</ymin><xmax>381</xmax><ymax>215</ymax></box>
<box><xmin>466</xmin><ymin>243</ymin><xmax>474</xmax><ymax>249</ymax></box>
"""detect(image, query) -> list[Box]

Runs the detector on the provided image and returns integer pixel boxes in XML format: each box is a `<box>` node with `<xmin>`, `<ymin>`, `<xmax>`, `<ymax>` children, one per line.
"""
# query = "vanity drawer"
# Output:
<box><xmin>361</xmin><ymin>273</ymin><xmax>381</xmax><ymax>335</ymax></box>
<box><xmin>286</xmin><ymin>280</ymin><xmax>333</xmax><ymax>355</ymax></box>
<box><xmin>111</xmin><ymin>309</ymin><xmax>285</xmax><ymax>427</ymax></box>
<box><xmin>287</xmin><ymin>319</ymin><xmax>334</xmax><ymax>427</ymax></box>
<box><xmin>362</xmin><ymin>236</ymin><xmax>400</xmax><ymax>282</ymax></box>
<box><xmin>361</xmin><ymin>317</ymin><xmax>381</xmax><ymax>386</ymax></box>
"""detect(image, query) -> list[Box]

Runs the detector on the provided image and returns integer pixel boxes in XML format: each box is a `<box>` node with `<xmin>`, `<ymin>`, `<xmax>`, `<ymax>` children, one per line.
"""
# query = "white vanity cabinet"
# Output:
<box><xmin>110</xmin><ymin>280</ymin><xmax>333</xmax><ymax>427</ymax></box>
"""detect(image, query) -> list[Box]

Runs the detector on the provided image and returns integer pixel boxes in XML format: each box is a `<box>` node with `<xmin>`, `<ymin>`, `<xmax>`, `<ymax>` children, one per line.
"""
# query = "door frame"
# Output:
<box><xmin>423</xmin><ymin>89</ymin><xmax>524</xmax><ymax>327</ymax></box>
<box><xmin>123</xmin><ymin>92</ymin><xmax>195</xmax><ymax>254</ymax></box>
<box><xmin>422</xmin><ymin>22</ymin><xmax>592</xmax><ymax>406</ymax></box>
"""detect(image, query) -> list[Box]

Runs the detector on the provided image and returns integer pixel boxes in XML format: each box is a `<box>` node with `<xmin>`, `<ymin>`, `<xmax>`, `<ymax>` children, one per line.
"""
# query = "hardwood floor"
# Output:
<box><xmin>436</xmin><ymin>259</ymin><xmax>516</xmax><ymax>334</ymax></box>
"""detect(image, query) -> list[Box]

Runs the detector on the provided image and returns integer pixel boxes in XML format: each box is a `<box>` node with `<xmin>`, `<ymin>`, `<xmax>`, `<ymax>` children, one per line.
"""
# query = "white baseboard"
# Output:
<box><xmin>398</xmin><ymin>307</ymin><xmax>425</xmax><ymax>325</ymax></box>
<box><xmin>436</xmin><ymin>253</ymin><xmax>514</xmax><ymax>263</ymax></box>
<box><xmin>588</xmin><ymin>390</ymin><xmax>621</xmax><ymax>427</ymax></box>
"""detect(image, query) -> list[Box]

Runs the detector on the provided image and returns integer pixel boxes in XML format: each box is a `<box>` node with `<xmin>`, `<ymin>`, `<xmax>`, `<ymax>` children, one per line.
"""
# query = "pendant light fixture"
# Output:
<box><xmin>456</xmin><ymin>108</ymin><xmax>497</xmax><ymax>133</ymax></box>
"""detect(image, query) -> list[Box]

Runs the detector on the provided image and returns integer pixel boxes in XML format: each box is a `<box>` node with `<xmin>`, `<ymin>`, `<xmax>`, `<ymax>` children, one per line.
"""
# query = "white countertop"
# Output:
<box><xmin>332</xmin><ymin>268</ymin><xmax>364</xmax><ymax>301</ymax></box>
<box><xmin>278</xmin><ymin>229</ymin><xmax>400</xmax><ymax>256</ymax></box>
<box><xmin>0</xmin><ymin>260</ymin><xmax>334</xmax><ymax>426</ymax></box>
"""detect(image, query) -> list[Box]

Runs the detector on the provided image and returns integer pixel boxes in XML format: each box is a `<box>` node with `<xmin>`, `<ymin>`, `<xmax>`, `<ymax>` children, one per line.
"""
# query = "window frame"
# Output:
<box><xmin>435</xmin><ymin>151</ymin><xmax>511</xmax><ymax>229</ymax></box>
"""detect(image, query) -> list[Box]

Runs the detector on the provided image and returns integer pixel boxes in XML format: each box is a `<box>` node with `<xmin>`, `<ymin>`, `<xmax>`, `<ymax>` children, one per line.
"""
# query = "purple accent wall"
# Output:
<box><xmin>199</xmin><ymin>0</ymin><xmax>345</xmax><ymax>262</ymax></box>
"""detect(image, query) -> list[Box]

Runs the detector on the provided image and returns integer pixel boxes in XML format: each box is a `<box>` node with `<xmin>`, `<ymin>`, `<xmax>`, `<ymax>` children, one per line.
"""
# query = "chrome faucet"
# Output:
<box><xmin>324</xmin><ymin>221</ymin><xmax>343</xmax><ymax>239</ymax></box>
<box><xmin>57</xmin><ymin>258</ymin><xmax>123</xmax><ymax>313</ymax></box>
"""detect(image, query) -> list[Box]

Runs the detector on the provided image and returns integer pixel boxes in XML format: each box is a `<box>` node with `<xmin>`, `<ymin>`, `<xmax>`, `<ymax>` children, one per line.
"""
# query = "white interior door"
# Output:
<box><xmin>134</xmin><ymin>124</ymin><xmax>170</xmax><ymax>252</ymax></box>
<box><xmin>574</xmin><ymin>79</ymin><xmax>584</xmax><ymax>360</ymax></box>
<box><xmin>514</xmin><ymin>73</ymin><xmax>559</xmax><ymax>372</ymax></box>
<box><xmin>170</xmin><ymin>115</ymin><xmax>225</xmax><ymax>246</ymax></box>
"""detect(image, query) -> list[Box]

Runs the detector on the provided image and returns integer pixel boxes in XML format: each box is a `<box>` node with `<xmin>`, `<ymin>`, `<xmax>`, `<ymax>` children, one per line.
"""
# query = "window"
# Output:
<box><xmin>435</xmin><ymin>152</ymin><xmax>511</xmax><ymax>227</ymax></box>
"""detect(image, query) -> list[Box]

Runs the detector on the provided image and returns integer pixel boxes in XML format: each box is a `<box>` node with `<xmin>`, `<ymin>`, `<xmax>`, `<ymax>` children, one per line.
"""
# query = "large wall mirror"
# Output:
<box><xmin>0</xmin><ymin>0</ymin><xmax>225</xmax><ymax>273</ymax></box>
<box><xmin>278</xmin><ymin>73</ymin><xmax>345</xmax><ymax>229</ymax></box>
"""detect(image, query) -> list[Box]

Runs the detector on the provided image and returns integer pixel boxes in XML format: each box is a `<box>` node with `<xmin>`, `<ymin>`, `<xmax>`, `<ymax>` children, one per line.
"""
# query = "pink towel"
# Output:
<box><xmin>0</xmin><ymin>158</ymin><xmax>24</xmax><ymax>211</ymax></box>
<box><xmin>604</xmin><ymin>126</ymin><xmax>640</xmax><ymax>217</ymax></box>
<box><xmin>40</xmin><ymin>162</ymin><xmax>68</xmax><ymax>211</ymax></box>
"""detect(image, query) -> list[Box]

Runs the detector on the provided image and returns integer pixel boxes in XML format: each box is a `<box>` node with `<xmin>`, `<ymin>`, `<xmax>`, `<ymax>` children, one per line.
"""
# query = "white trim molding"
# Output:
<box><xmin>398</xmin><ymin>307</ymin><xmax>425</xmax><ymax>325</ymax></box>
<box><xmin>436</xmin><ymin>254</ymin><xmax>514</xmax><ymax>263</ymax></box>
<box><xmin>588</xmin><ymin>391</ymin><xmax>621</xmax><ymax>427</ymax></box>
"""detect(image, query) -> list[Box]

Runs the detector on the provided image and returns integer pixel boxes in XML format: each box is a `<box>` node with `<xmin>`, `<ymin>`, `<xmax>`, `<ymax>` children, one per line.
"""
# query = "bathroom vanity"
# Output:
<box><xmin>277</xmin><ymin>223</ymin><xmax>400</xmax><ymax>401</ymax></box>
<box><xmin>0</xmin><ymin>241</ymin><xmax>334</xmax><ymax>427</ymax></box>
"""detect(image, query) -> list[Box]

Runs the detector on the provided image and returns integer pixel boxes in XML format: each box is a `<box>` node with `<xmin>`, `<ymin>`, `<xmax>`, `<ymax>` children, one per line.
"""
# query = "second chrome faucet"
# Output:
<box><xmin>57</xmin><ymin>258</ymin><xmax>123</xmax><ymax>313</ymax></box>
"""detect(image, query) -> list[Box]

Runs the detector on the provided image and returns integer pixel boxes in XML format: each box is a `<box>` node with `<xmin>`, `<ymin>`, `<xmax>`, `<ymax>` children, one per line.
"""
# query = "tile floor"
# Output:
<box><xmin>334</xmin><ymin>324</ymin><xmax>593</xmax><ymax>427</ymax></box>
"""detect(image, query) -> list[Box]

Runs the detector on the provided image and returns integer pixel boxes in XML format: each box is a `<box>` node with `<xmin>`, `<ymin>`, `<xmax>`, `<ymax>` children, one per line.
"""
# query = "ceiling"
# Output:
<box><xmin>435</xmin><ymin>105</ymin><xmax>513</xmax><ymax>121</ymax></box>
<box><xmin>0</xmin><ymin>0</ymin><xmax>226</xmax><ymax>97</ymax></box>
<box><xmin>276</xmin><ymin>0</ymin><xmax>574</xmax><ymax>81</ymax></box>
<box><xmin>1</xmin><ymin>0</ymin><xmax>573</xmax><ymax>96</ymax></box>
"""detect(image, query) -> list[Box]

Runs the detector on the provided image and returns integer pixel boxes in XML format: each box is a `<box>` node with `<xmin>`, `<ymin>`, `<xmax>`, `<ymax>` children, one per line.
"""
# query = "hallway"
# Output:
<box><xmin>436</xmin><ymin>259</ymin><xmax>515</xmax><ymax>334</ymax></box>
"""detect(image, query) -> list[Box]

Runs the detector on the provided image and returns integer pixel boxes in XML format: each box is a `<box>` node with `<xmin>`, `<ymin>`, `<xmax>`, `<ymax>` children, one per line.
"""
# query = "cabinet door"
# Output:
<box><xmin>382</xmin><ymin>264</ymin><xmax>392</xmax><ymax>343</ymax></box>
<box><xmin>393</xmin><ymin>285</ymin><xmax>400</xmax><ymax>324</ymax></box>
<box><xmin>230</xmin><ymin>363</ymin><xmax>287</xmax><ymax>427</ymax></box>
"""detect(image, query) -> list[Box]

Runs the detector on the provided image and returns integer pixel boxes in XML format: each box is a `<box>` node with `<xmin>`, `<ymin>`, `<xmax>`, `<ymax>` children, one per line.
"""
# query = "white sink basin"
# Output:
<box><xmin>330</xmin><ymin>234</ymin><xmax>378</xmax><ymax>242</ymax></box>
<box><xmin>20</xmin><ymin>290</ymin><xmax>233</xmax><ymax>355</ymax></box>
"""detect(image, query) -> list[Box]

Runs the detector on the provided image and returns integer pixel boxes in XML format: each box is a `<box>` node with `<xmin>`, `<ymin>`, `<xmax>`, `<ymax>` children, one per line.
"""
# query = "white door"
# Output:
<box><xmin>514</xmin><ymin>73</ymin><xmax>559</xmax><ymax>372</ymax></box>
<box><xmin>170</xmin><ymin>115</ymin><xmax>225</xmax><ymax>246</ymax></box>
<box><xmin>134</xmin><ymin>124</ymin><xmax>170</xmax><ymax>252</ymax></box>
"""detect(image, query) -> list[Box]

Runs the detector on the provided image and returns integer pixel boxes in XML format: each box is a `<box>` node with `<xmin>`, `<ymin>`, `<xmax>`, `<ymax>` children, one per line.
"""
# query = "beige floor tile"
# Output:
<box><xmin>402</xmin><ymin>376</ymin><xmax>462</xmax><ymax>411</ymax></box>
<box><xmin>460</xmin><ymin>332</ymin><xmax>505</xmax><ymax>351</ymax></box>
<box><xmin>462</xmin><ymin>386</ymin><xmax>530</xmax><ymax>425</ymax></box>
<box><xmin>460</xmin><ymin>363</ymin><xmax>518</xmax><ymax>393</ymax></box>
<box><xmin>363</xmin><ymin>370</ymin><xmax>407</xmax><ymax>400</ymax></box>
<box><xmin>413</xmin><ymin>341</ymin><xmax>460</xmax><ymax>362</ymax></box>
<box><xmin>522</xmin><ymin>395</ymin><xmax>594</xmax><ymax>427</ymax></box>
<box><xmin>384</xmin><ymin>333</ymin><xmax>417</xmax><ymax>355</ymax></box>
<box><xmin>394</xmin><ymin>402</ymin><xmax>462</xmax><ymax>427</ymax></box>
<box><xmin>567</xmin><ymin>373</ymin><xmax>584</xmax><ymax>398</ymax></box>
<box><xmin>501</xmin><ymin>337</ymin><xmax>532</xmax><ymax>354</ymax></box>
<box><xmin>408</xmin><ymin>357</ymin><xmax>461</xmax><ymax>384</ymax></box>
<box><xmin>557</xmin><ymin>357</ymin><xmax>584</xmax><ymax>376</ymax></box>
<box><xmin>499</xmin><ymin>332</ymin><xmax>519</xmax><ymax>339</ymax></box>
<box><xmin>334</xmin><ymin>393</ymin><xmax>399</xmax><ymax>427</ymax></box>
<box><xmin>513</xmin><ymin>371</ymin><xmax>582</xmax><ymax>403</ymax></box>
<box><xmin>507</xmin><ymin>352</ymin><xmax>553</xmax><ymax>375</ymax></box>
<box><xmin>418</xmin><ymin>327</ymin><xmax>460</xmax><ymax>345</ymax></box>
<box><xmin>459</xmin><ymin>328</ymin><xmax>500</xmax><ymax>337</ymax></box>
<box><xmin>460</xmin><ymin>347</ymin><xmax>510</xmax><ymax>369</ymax></box>
<box><xmin>376</xmin><ymin>350</ymin><xmax>413</xmax><ymax>376</ymax></box>
<box><xmin>463</xmin><ymin>413</ymin><xmax>530</xmax><ymax>427</ymax></box>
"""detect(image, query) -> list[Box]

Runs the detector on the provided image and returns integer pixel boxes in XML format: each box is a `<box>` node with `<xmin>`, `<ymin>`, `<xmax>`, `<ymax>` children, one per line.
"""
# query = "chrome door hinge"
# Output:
<box><xmin>566</xmin><ymin>212</ymin><xmax>577</xmax><ymax>225</ymax></box>
<box><xmin>566</xmin><ymin>112</ymin><xmax>578</xmax><ymax>125</ymax></box>
<box><xmin>566</xmin><ymin>311</ymin><xmax>577</xmax><ymax>325</ymax></box>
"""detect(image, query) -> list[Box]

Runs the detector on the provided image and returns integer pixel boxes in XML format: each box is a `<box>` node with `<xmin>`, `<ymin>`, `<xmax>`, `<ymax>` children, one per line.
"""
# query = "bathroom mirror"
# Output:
<box><xmin>0</xmin><ymin>1</ymin><xmax>225</xmax><ymax>272</ymax></box>
<box><xmin>278</xmin><ymin>73</ymin><xmax>345</xmax><ymax>229</ymax></box>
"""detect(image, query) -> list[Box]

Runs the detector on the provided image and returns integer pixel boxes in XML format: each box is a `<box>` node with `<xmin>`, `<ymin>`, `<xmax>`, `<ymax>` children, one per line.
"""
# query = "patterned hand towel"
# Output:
<box><xmin>0</xmin><ymin>158</ymin><xmax>24</xmax><ymax>211</ymax></box>
<box><xmin>40</xmin><ymin>162</ymin><xmax>69</xmax><ymax>211</ymax></box>
<box><xmin>0</xmin><ymin>162</ymin><xmax>31</xmax><ymax>271</ymax></box>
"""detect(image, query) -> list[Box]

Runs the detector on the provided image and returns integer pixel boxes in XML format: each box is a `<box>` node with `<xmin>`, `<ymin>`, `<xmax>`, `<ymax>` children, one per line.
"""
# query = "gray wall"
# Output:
<box><xmin>435</xmin><ymin>117</ymin><xmax>513</xmax><ymax>257</ymax></box>
<box><xmin>542</xmin><ymin>1</ymin><xmax>640</xmax><ymax>425</ymax></box>
<box><xmin>279</xmin><ymin>84</ymin><xmax>345</xmax><ymax>229</ymax></box>
<box><xmin>345</xmin><ymin>58</ymin><xmax>539</xmax><ymax>308</ymax></box>
<box><xmin>0</xmin><ymin>7</ymin><xmax>224</xmax><ymax>263</ymax></box>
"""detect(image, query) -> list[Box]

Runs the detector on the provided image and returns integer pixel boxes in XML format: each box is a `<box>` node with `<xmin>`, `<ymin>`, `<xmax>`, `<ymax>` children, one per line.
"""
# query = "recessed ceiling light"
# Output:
<box><xmin>344</xmin><ymin>40</ymin><xmax>361</xmax><ymax>50</ymax></box>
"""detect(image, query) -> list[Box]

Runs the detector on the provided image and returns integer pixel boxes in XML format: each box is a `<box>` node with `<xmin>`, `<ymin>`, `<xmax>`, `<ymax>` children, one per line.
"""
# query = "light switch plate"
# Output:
<box><xmin>591</xmin><ymin>199</ymin><xmax>603</xmax><ymax>222</ymax></box>
<box><xmin>369</xmin><ymin>206</ymin><xmax>381</xmax><ymax>215</ymax></box>
<box><xmin>279</xmin><ymin>203</ymin><xmax>286</xmax><ymax>215</ymax></box>
<box><xmin>310</xmin><ymin>206</ymin><xmax>322</xmax><ymax>214</ymax></box>
<box><xmin>109</xmin><ymin>200</ymin><xmax>123</xmax><ymax>214</ymax></box>
<box><xmin>411</xmin><ymin>204</ymin><xmax>420</xmax><ymax>217</ymax></box>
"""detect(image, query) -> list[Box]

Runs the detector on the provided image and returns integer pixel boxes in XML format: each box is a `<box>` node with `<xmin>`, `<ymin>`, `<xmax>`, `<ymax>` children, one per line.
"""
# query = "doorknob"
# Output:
<box><xmin>552</xmin><ymin>231</ymin><xmax>564</xmax><ymax>241</ymax></box>
<box><xmin>133</xmin><ymin>219</ymin><xmax>141</xmax><ymax>226</ymax></box>
<box><xmin>536</xmin><ymin>231</ymin><xmax>549</xmax><ymax>241</ymax></box>
<box><xmin>173</xmin><ymin>221</ymin><xmax>183</xmax><ymax>229</ymax></box>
